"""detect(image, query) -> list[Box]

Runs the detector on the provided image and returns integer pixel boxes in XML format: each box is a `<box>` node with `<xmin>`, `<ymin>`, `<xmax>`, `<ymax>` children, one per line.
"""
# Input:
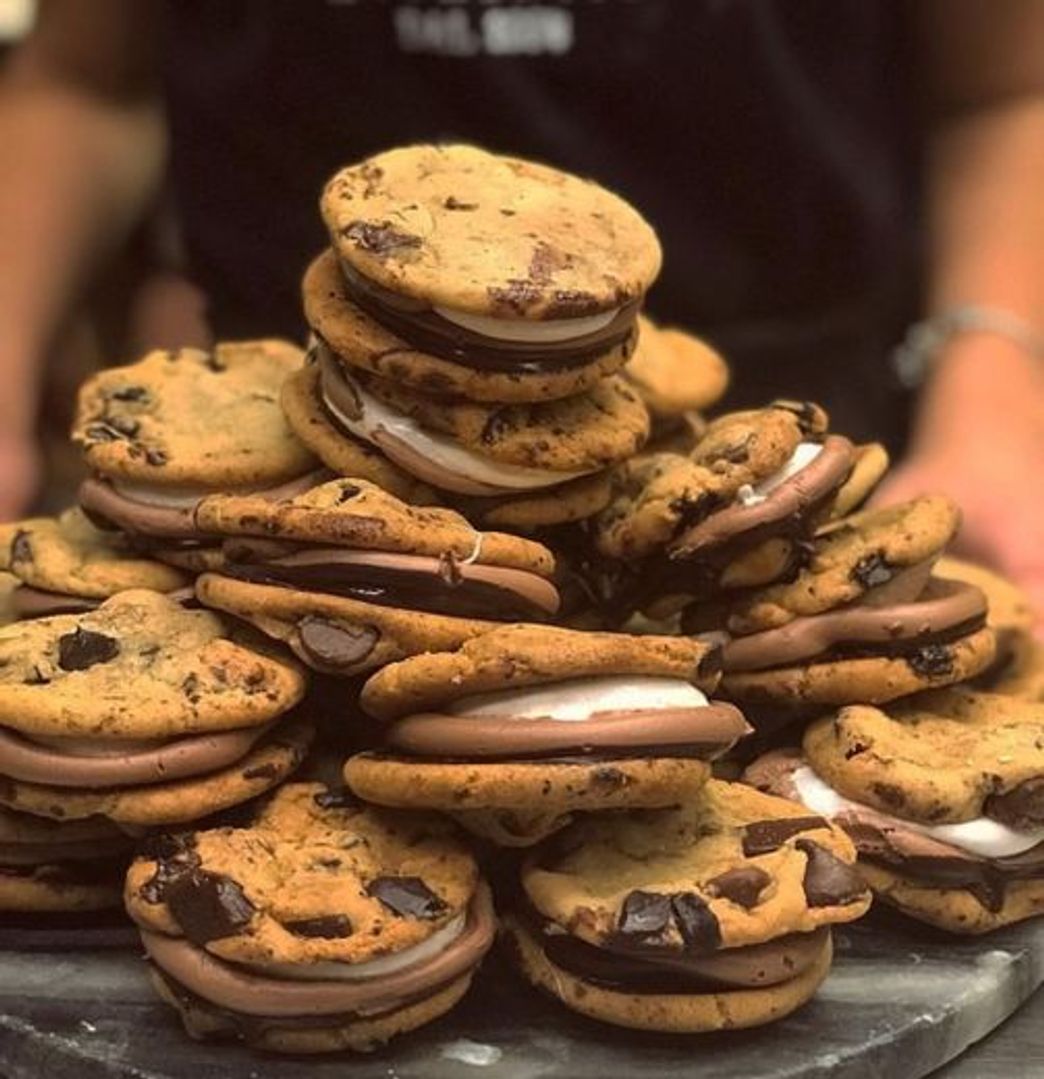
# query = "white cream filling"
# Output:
<box><xmin>449</xmin><ymin>675</ymin><xmax>709</xmax><ymax>723</ymax></box>
<box><xmin>736</xmin><ymin>442</ymin><xmax>824</xmax><ymax>508</ymax></box>
<box><xmin>792</xmin><ymin>765</ymin><xmax>1044</xmax><ymax>859</ymax></box>
<box><xmin>240</xmin><ymin>912</ymin><xmax>466</xmax><ymax>982</ymax></box>
<box><xmin>27</xmin><ymin>733</ymin><xmax>168</xmax><ymax>758</ymax></box>
<box><xmin>322</xmin><ymin>372</ymin><xmax>593</xmax><ymax>493</ymax></box>
<box><xmin>433</xmin><ymin>306</ymin><xmax>618</xmax><ymax>343</ymax></box>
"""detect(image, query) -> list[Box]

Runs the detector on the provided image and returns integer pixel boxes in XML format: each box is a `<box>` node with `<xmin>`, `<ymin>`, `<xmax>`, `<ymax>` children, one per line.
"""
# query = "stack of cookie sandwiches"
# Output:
<box><xmin>746</xmin><ymin>687</ymin><xmax>1044</xmax><ymax>933</ymax></box>
<box><xmin>289</xmin><ymin>144</ymin><xmax>658</xmax><ymax>536</ymax></box>
<box><xmin>0</xmin><ymin>590</ymin><xmax>312</xmax><ymax>919</ymax></box>
<box><xmin>124</xmin><ymin>783</ymin><xmax>495</xmax><ymax>1053</ymax></box>
<box><xmin>73</xmin><ymin>340</ymin><xmax>322</xmax><ymax>573</ymax></box>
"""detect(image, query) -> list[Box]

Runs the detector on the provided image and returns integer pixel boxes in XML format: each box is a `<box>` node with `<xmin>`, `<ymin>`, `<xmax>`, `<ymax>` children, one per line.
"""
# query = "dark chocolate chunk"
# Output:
<box><xmin>906</xmin><ymin>644</ymin><xmax>954</xmax><ymax>678</ymax></box>
<box><xmin>480</xmin><ymin>409</ymin><xmax>510</xmax><ymax>446</ymax></box>
<box><xmin>10</xmin><ymin>529</ymin><xmax>32</xmax><ymax>564</ymax></box>
<box><xmin>851</xmin><ymin>552</ymin><xmax>894</xmax><ymax>590</ymax></box>
<box><xmin>313</xmin><ymin>787</ymin><xmax>362</xmax><ymax>811</ymax></box>
<box><xmin>57</xmin><ymin>627</ymin><xmax>120</xmax><ymax>671</ymax></box>
<box><xmin>283</xmin><ymin>914</ymin><xmax>353</xmax><ymax>939</ymax></box>
<box><xmin>742</xmin><ymin>816</ymin><xmax>827</xmax><ymax>856</ymax></box>
<box><xmin>336</xmin><ymin>484</ymin><xmax>362</xmax><ymax>503</ymax></box>
<box><xmin>615</xmin><ymin>890</ymin><xmax>672</xmax><ymax>940</ymax></box>
<box><xmin>138</xmin><ymin>834</ymin><xmax>200</xmax><ymax>904</ymax></box>
<box><xmin>444</xmin><ymin>196</ymin><xmax>477</xmax><ymax>211</ymax></box>
<box><xmin>795</xmin><ymin>840</ymin><xmax>867</xmax><ymax>907</ymax></box>
<box><xmin>165</xmin><ymin>870</ymin><xmax>257</xmax><ymax>944</ymax></box>
<box><xmin>342</xmin><ymin>220</ymin><xmax>422</xmax><ymax>256</ymax></box>
<box><xmin>366</xmin><ymin>876</ymin><xmax>447</xmax><ymax>919</ymax></box>
<box><xmin>242</xmin><ymin>763</ymin><xmax>278</xmax><ymax>781</ymax></box>
<box><xmin>986</xmin><ymin>777</ymin><xmax>1044</xmax><ymax>830</ymax></box>
<box><xmin>109</xmin><ymin>385</ymin><xmax>149</xmax><ymax>402</ymax></box>
<box><xmin>297</xmin><ymin>617</ymin><xmax>378</xmax><ymax>669</ymax></box>
<box><xmin>144</xmin><ymin>447</ymin><xmax>169</xmax><ymax>467</ymax></box>
<box><xmin>706</xmin><ymin>866</ymin><xmax>771</xmax><ymax>910</ymax></box>
<box><xmin>670</xmin><ymin>892</ymin><xmax>722</xmax><ymax>952</ymax></box>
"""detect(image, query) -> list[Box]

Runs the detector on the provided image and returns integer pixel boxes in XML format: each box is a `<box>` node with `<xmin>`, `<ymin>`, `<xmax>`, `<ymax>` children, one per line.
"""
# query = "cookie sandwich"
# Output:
<box><xmin>504</xmin><ymin>779</ymin><xmax>870</xmax><ymax>1031</ymax></box>
<box><xmin>0</xmin><ymin>591</ymin><xmax>312</xmax><ymax>827</ymax></box>
<box><xmin>0</xmin><ymin>508</ymin><xmax>187</xmax><ymax>619</ymax></box>
<box><xmin>745</xmin><ymin>688</ymin><xmax>1044</xmax><ymax>933</ymax></box>
<box><xmin>193</xmin><ymin>478</ymin><xmax>559</xmax><ymax>677</ymax></box>
<box><xmin>692</xmin><ymin>498</ymin><xmax>997</xmax><ymax>711</ymax></box>
<box><xmin>345</xmin><ymin>625</ymin><xmax>748</xmax><ymax>828</ymax></box>
<box><xmin>74</xmin><ymin>341</ymin><xmax>320</xmax><ymax>553</ymax></box>
<box><xmin>125</xmin><ymin>783</ymin><xmax>495</xmax><ymax>1053</ymax></box>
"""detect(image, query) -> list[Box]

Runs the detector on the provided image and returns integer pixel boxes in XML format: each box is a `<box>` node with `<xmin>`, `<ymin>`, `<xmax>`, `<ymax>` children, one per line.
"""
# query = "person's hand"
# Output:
<box><xmin>874</xmin><ymin>335</ymin><xmax>1044</xmax><ymax>630</ymax></box>
<box><xmin>0</xmin><ymin>428</ymin><xmax>39</xmax><ymax>522</ymax></box>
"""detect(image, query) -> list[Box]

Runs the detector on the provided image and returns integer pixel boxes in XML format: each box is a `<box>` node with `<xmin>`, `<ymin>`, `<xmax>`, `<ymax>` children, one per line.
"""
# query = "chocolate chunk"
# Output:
<box><xmin>336</xmin><ymin>484</ymin><xmax>362</xmax><ymax>503</ymax></box>
<box><xmin>547</xmin><ymin>289</ymin><xmax>603</xmax><ymax>317</ymax></box>
<box><xmin>591</xmin><ymin>767</ymin><xmax>630</xmax><ymax>790</ymax></box>
<box><xmin>907</xmin><ymin>644</ymin><xmax>954</xmax><ymax>678</ymax></box>
<box><xmin>487</xmin><ymin>279</ymin><xmax>542</xmax><ymax>316</ymax></box>
<box><xmin>10</xmin><ymin>529</ymin><xmax>32</xmax><ymax>564</ymax></box>
<box><xmin>796</xmin><ymin>840</ymin><xmax>867</xmax><ymax>907</ymax></box>
<box><xmin>342</xmin><ymin>220</ymin><xmax>422</xmax><ymax>256</ymax></box>
<box><xmin>57</xmin><ymin>627</ymin><xmax>120</xmax><ymax>671</ymax></box>
<box><xmin>367</xmin><ymin>876</ymin><xmax>447</xmax><ymax>919</ymax></box>
<box><xmin>480</xmin><ymin>409</ymin><xmax>510</xmax><ymax>446</ymax></box>
<box><xmin>986</xmin><ymin>778</ymin><xmax>1044</xmax><ymax>830</ymax></box>
<box><xmin>444</xmin><ymin>196</ymin><xmax>477</xmax><ymax>211</ymax></box>
<box><xmin>23</xmin><ymin>665</ymin><xmax>50</xmax><ymax>686</ymax></box>
<box><xmin>313</xmin><ymin>787</ymin><xmax>362</xmax><ymax>811</ymax></box>
<box><xmin>283</xmin><ymin>914</ymin><xmax>353</xmax><ymax>938</ymax></box>
<box><xmin>773</xmin><ymin>399</ymin><xmax>820</xmax><ymax>434</ymax></box>
<box><xmin>706</xmin><ymin>866</ymin><xmax>771</xmax><ymax>910</ymax></box>
<box><xmin>144</xmin><ymin>448</ymin><xmax>169</xmax><ymax>467</ymax></box>
<box><xmin>297</xmin><ymin>617</ymin><xmax>378</xmax><ymax>669</ymax></box>
<box><xmin>242</xmin><ymin>763</ymin><xmax>278</xmax><ymax>781</ymax></box>
<box><xmin>670</xmin><ymin>892</ymin><xmax>722</xmax><ymax>952</ymax></box>
<box><xmin>741</xmin><ymin>816</ymin><xmax>827</xmax><ymax>856</ymax></box>
<box><xmin>695</xmin><ymin>638</ymin><xmax>725</xmax><ymax>681</ymax></box>
<box><xmin>110</xmin><ymin>385</ymin><xmax>149</xmax><ymax>402</ymax></box>
<box><xmin>139</xmin><ymin>834</ymin><xmax>200</xmax><ymax>904</ymax></box>
<box><xmin>851</xmin><ymin>552</ymin><xmax>893</xmax><ymax>589</ymax></box>
<box><xmin>165</xmin><ymin>870</ymin><xmax>257</xmax><ymax>944</ymax></box>
<box><xmin>615</xmin><ymin>890</ymin><xmax>672</xmax><ymax>940</ymax></box>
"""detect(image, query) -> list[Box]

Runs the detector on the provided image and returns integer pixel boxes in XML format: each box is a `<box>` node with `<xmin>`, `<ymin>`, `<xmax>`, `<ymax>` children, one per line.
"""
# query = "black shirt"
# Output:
<box><xmin>161</xmin><ymin>1</ymin><xmax>922</xmax><ymax>447</ymax></box>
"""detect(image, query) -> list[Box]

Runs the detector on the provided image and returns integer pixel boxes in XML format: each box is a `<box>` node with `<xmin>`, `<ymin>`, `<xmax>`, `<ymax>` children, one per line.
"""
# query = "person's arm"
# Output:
<box><xmin>880</xmin><ymin>0</ymin><xmax>1044</xmax><ymax>625</ymax></box>
<box><xmin>0</xmin><ymin>0</ymin><xmax>164</xmax><ymax>518</ymax></box>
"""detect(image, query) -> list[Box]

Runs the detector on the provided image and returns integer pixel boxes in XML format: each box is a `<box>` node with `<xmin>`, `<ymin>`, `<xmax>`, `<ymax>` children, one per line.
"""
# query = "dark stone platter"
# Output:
<box><xmin>0</xmin><ymin>906</ymin><xmax>1042</xmax><ymax>1079</ymax></box>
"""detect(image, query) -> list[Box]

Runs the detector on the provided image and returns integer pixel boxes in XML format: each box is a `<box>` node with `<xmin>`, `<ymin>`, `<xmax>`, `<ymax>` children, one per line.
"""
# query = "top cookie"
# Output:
<box><xmin>125</xmin><ymin>782</ymin><xmax>481</xmax><ymax>967</ymax></box>
<box><xmin>804</xmin><ymin>688</ymin><xmax>1044</xmax><ymax>825</ymax></box>
<box><xmin>523</xmin><ymin>779</ymin><xmax>869</xmax><ymax>952</ymax></box>
<box><xmin>0</xmin><ymin>509</ymin><xmax>186</xmax><ymax>599</ymax></box>
<box><xmin>360</xmin><ymin>624</ymin><xmax>725</xmax><ymax>721</ymax></box>
<box><xmin>0</xmin><ymin>590</ymin><xmax>305</xmax><ymax>738</ymax></box>
<box><xmin>321</xmin><ymin>144</ymin><xmax>661</xmax><ymax>318</ymax></box>
<box><xmin>72</xmin><ymin>341</ymin><xmax>317</xmax><ymax>486</ymax></box>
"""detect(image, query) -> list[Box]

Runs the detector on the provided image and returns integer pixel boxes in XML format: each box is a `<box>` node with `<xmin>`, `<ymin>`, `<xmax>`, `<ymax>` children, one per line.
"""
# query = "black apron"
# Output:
<box><xmin>161</xmin><ymin>0</ymin><xmax>922</xmax><ymax>449</ymax></box>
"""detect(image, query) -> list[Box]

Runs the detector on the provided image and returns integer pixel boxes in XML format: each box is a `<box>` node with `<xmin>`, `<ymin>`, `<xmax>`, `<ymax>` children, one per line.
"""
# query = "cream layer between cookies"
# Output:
<box><xmin>319</xmin><ymin>352</ymin><xmax>594</xmax><ymax>495</ymax></box>
<box><xmin>792</xmin><ymin>765</ymin><xmax>1044</xmax><ymax>858</ymax></box>
<box><xmin>735</xmin><ymin>442</ymin><xmax>824</xmax><ymax>508</ymax></box>
<box><xmin>434</xmin><ymin>306</ymin><xmax>619</xmax><ymax>343</ymax></box>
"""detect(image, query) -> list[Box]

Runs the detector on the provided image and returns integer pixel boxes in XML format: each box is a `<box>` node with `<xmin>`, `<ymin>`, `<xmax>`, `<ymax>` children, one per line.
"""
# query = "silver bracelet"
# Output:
<box><xmin>893</xmin><ymin>305</ymin><xmax>1044</xmax><ymax>388</ymax></box>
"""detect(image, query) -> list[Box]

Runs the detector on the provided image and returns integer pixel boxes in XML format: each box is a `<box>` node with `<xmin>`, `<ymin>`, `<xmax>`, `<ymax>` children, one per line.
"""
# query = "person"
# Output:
<box><xmin>1</xmin><ymin>1</ymin><xmax>1043</xmax><ymax>621</ymax></box>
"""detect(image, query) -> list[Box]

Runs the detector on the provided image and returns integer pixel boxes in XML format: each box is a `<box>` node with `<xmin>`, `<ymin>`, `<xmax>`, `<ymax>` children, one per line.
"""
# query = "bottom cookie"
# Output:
<box><xmin>504</xmin><ymin>915</ymin><xmax>833</xmax><ymax>1032</ymax></box>
<box><xmin>449</xmin><ymin>807</ymin><xmax>576</xmax><ymax>848</ymax></box>
<box><xmin>858</xmin><ymin>861</ymin><xmax>1044</xmax><ymax>935</ymax></box>
<box><xmin>150</xmin><ymin>966</ymin><xmax>474</xmax><ymax>1054</ymax></box>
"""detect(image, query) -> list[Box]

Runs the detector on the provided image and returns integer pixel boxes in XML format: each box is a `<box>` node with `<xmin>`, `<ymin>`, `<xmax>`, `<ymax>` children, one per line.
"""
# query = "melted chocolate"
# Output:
<box><xmin>795</xmin><ymin>840</ymin><xmax>867</xmax><ymax>907</ymax></box>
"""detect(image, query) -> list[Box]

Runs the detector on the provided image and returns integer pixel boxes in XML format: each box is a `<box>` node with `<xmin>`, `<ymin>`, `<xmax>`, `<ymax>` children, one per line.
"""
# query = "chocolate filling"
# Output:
<box><xmin>723</xmin><ymin>579</ymin><xmax>988</xmax><ymax>672</ymax></box>
<box><xmin>11</xmin><ymin>586</ymin><xmax>100</xmax><ymax>619</ymax></box>
<box><xmin>221</xmin><ymin>546</ymin><xmax>559</xmax><ymax>622</ymax></box>
<box><xmin>382</xmin><ymin>703</ymin><xmax>750</xmax><ymax>761</ymax></box>
<box><xmin>336</xmin><ymin>259</ymin><xmax>640</xmax><ymax>374</ymax></box>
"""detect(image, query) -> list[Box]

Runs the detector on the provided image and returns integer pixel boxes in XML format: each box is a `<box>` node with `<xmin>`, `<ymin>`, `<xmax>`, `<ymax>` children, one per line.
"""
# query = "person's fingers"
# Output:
<box><xmin>0</xmin><ymin>435</ymin><xmax>39</xmax><ymax>521</ymax></box>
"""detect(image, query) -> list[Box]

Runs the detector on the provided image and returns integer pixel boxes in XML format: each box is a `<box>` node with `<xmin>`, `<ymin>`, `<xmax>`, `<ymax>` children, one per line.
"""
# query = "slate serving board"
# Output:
<box><xmin>0</xmin><ymin>906</ymin><xmax>1041</xmax><ymax>1079</ymax></box>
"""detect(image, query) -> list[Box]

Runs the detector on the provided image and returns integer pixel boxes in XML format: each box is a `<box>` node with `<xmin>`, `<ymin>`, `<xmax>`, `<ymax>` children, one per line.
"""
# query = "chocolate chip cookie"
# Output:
<box><xmin>345</xmin><ymin>625</ymin><xmax>747</xmax><ymax>823</ymax></box>
<box><xmin>504</xmin><ymin>778</ymin><xmax>869</xmax><ymax>1031</ymax></box>
<box><xmin>125</xmin><ymin>782</ymin><xmax>494</xmax><ymax>1052</ymax></box>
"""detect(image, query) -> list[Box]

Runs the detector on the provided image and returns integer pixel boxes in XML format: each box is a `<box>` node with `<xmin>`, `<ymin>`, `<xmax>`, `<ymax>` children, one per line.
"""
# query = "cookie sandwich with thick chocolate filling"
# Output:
<box><xmin>0</xmin><ymin>591</ymin><xmax>312</xmax><ymax>827</ymax></box>
<box><xmin>125</xmin><ymin>782</ymin><xmax>495</xmax><ymax>1053</ymax></box>
<box><xmin>344</xmin><ymin>625</ymin><xmax>748</xmax><ymax>827</ymax></box>
<box><xmin>0</xmin><ymin>805</ymin><xmax>133</xmax><ymax>914</ymax></box>
<box><xmin>745</xmin><ymin>689</ymin><xmax>1044</xmax><ymax>934</ymax></box>
<box><xmin>0</xmin><ymin>508</ymin><xmax>188</xmax><ymax>619</ymax></box>
<box><xmin>596</xmin><ymin>402</ymin><xmax>884</xmax><ymax>616</ymax></box>
<box><xmin>74</xmin><ymin>341</ymin><xmax>321</xmax><ymax>556</ymax></box>
<box><xmin>193</xmin><ymin>478</ymin><xmax>559</xmax><ymax>677</ymax></box>
<box><xmin>503</xmin><ymin>779</ymin><xmax>870</xmax><ymax>1032</ymax></box>
<box><xmin>312</xmin><ymin>143</ymin><xmax>659</xmax><ymax>405</ymax></box>
<box><xmin>688</xmin><ymin>497</ymin><xmax>997</xmax><ymax>711</ymax></box>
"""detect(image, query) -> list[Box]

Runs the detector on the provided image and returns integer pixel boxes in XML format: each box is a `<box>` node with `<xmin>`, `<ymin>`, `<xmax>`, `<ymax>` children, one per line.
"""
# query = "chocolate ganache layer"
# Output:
<box><xmin>383</xmin><ymin>703</ymin><xmax>750</xmax><ymax>761</ymax></box>
<box><xmin>337</xmin><ymin>259</ymin><xmax>640</xmax><ymax>374</ymax></box>
<box><xmin>723</xmin><ymin>578</ymin><xmax>988</xmax><ymax>672</ymax></box>
<box><xmin>141</xmin><ymin>883</ymin><xmax>494</xmax><ymax>1019</ymax></box>
<box><xmin>220</xmin><ymin>543</ymin><xmax>559</xmax><ymax>622</ymax></box>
